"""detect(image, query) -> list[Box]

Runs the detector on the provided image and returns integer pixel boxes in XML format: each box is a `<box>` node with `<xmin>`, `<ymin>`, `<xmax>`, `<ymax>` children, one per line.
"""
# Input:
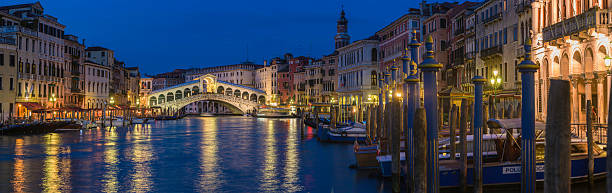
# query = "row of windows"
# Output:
<box><xmin>0</xmin><ymin>54</ymin><xmax>16</xmax><ymax>66</ymax></box>
<box><xmin>18</xmin><ymin>59</ymin><xmax>65</xmax><ymax>78</ymax></box>
<box><xmin>87</xmin><ymin>67</ymin><xmax>109</xmax><ymax>78</ymax></box>
<box><xmin>18</xmin><ymin>82</ymin><xmax>59</xmax><ymax>98</ymax></box>
<box><xmin>87</xmin><ymin>81</ymin><xmax>108</xmax><ymax>94</ymax></box>
<box><xmin>18</xmin><ymin>36</ymin><xmax>64</xmax><ymax>58</ymax></box>
<box><xmin>38</xmin><ymin>23</ymin><xmax>64</xmax><ymax>39</ymax></box>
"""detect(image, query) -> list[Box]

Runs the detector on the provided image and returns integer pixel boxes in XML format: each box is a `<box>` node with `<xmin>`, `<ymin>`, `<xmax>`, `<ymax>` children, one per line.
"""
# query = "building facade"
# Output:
<box><xmin>83</xmin><ymin>60</ymin><xmax>110</xmax><ymax>109</ymax></box>
<box><xmin>532</xmin><ymin>0</ymin><xmax>612</xmax><ymax>122</ymax></box>
<box><xmin>337</xmin><ymin>39</ymin><xmax>380</xmax><ymax>122</ymax></box>
<box><xmin>0</xmin><ymin>2</ymin><xmax>68</xmax><ymax>112</ymax></box>
<box><xmin>63</xmin><ymin>34</ymin><xmax>85</xmax><ymax>108</ymax></box>
<box><xmin>0</xmin><ymin>37</ymin><xmax>17</xmax><ymax>121</ymax></box>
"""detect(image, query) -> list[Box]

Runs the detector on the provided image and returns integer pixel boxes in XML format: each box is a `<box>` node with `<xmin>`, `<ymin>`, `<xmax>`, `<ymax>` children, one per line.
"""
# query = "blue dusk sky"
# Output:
<box><xmin>2</xmin><ymin>0</ymin><xmax>466</xmax><ymax>75</ymax></box>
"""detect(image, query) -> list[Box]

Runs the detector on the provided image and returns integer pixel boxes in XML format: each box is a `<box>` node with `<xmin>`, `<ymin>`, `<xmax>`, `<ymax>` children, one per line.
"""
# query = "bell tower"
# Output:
<box><xmin>335</xmin><ymin>7</ymin><xmax>350</xmax><ymax>49</ymax></box>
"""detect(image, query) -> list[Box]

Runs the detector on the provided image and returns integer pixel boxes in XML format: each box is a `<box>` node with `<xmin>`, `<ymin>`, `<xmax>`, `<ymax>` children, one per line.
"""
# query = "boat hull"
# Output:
<box><xmin>317</xmin><ymin>125</ymin><xmax>366</xmax><ymax>143</ymax></box>
<box><xmin>354</xmin><ymin>145</ymin><xmax>378</xmax><ymax>168</ymax></box>
<box><xmin>378</xmin><ymin>156</ymin><xmax>607</xmax><ymax>187</ymax></box>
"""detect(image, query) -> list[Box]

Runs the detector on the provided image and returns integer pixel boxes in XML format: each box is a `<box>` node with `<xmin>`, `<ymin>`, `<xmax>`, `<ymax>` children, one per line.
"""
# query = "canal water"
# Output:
<box><xmin>0</xmin><ymin>116</ymin><xmax>605</xmax><ymax>192</ymax></box>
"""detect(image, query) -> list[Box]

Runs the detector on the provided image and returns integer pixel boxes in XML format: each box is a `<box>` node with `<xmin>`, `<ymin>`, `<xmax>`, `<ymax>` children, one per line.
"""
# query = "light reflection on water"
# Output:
<box><xmin>0</xmin><ymin>116</ymin><xmax>393</xmax><ymax>192</ymax></box>
<box><xmin>103</xmin><ymin>128</ymin><xmax>119</xmax><ymax>193</ymax></box>
<box><xmin>199</xmin><ymin>117</ymin><xmax>221</xmax><ymax>192</ymax></box>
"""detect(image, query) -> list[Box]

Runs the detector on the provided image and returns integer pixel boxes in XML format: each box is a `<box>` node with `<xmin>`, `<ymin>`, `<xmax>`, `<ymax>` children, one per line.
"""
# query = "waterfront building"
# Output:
<box><xmin>63</xmin><ymin>34</ymin><xmax>85</xmax><ymax>108</ymax></box>
<box><xmin>0</xmin><ymin>37</ymin><xmax>18</xmax><ymax>121</ymax></box>
<box><xmin>184</xmin><ymin>62</ymin><xmax>262</xmax><ymax>85</ymax></box>
<box><xmin>376</xmin><ymin>8</ymin><xmax>421</xmax><ymax>72</ymax></box>
<box><xmin>337</xmin><ymin>38</ymin><xmax>380</xmax><ymax>122</ymax></box>
<box><xmin>460</xmin><ymin>7</ymin><xmax>479</xmax><ymax>92</ymax></box>
<box><xmin>126</xmin><ymin>67</ymin><xmax>140</xmax><ymax>107</ymax></box>
<box><xmin>151</xmin><ymin>69</ymin><xmax>186</xmax><ymax>90</ymax></box>
<box><xmin>83</xmin><ymin>60</ymin><xmax>110</xmax><ymax>109</ymax></box>
<box><xmin>472</xmin><ymin>0</ymin><xmax>525</xmax><ymax>118</ymax></box>
<box><xmin>288</xmin><ymin>56</ymin><xmax>312</xmax><ymax>105</ymax></box>
<box><xmin>0</xmin><ymin>2</ymin><xmax>68</xmax><ymax>113</ymax></box>
<box><xmin>139</xmin><ymin>77</ymin><xmax>153</xmax><ymax>106</ymax></box>
<box><xmin>447</xmin><ymin>3</ymin><xmax>479</xmax><ymax>91</ymax></box>
<box><xmin>532</xmin><ymin>0</ymin><xmax>612</xmax><ymax>122</ymax></box>
<box><xmin>255</xmin><ymin>60</ymin><xmax>277</xmax><ymax>104</ymax></box>
<box><xmin>422</xmin><ymin>2</ymin><xmax>481</xmax><ymax>92</ymax></box>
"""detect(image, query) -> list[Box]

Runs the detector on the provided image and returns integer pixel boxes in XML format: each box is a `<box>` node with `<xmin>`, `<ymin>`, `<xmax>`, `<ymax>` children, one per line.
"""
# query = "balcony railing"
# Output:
<box><xmin>0</xmin><ymin>37</ymin><xmax>16</xmax><ymax>45</ymax></box>
<box><xmin>479</xmin><ymin>45</ymin><xmax>503</xmax><ymax>59</ymax></box>
<box><xmin>482</xmin><ymin>13</ymin><xmax>502</xmax><ymax>25</ymax></box>
<box><xmin>71</xmin><ymin>70</ymin><xmax>80</xmax><ymax>76</ymax></box>
<box><xmin>0</xmin><ymin>26</ymin><xmax>38</xmax><ymax>37</ymax></box>
<box><xmin>453</xmin><ymin>28</ymin><xmax>465</xmax><ymax>36</ymax></box>
<box><xmin>71</xmin><ymin>88</ymin><xmax>82</xmax><ymax>93</ymax></box>
<box><xmin>542</xmin><ymin>8</ymin><xmax>610</xmax><ymax>42</ymax></box>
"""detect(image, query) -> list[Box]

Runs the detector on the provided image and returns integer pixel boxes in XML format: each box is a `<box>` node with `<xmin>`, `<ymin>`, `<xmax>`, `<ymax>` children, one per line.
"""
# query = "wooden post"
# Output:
<box><xmin>414</xmin><ymin>107</ymin><xmax>427</xmax><ymax>193</ymax></box>
<box><xmin>459</xmin><ymin>99</ymin><xmax>468</xmax><ymax>193</ymax></box>
<box><xmin>449</xmin><ymin>104</ymin><xmax>457</xmax><ymax>160</ymax></box>
<box><xmin>586</xmin><ymin>100</ymin><xmax>594</xmax><ymax>187</ymax></box>
<box><xmin>544</xmin><ymin>79</ymin><xmax>570</xmax><ymax>193</ymax></box>
<box><xmin>366</xmin><ymin>106</ymin><xmax>371</xmax><ymax>141</ymax></box>
<box><xmin>391</xmin><ymin>101</ymin><xmax>401</xmax><ymax>193</ymax></box>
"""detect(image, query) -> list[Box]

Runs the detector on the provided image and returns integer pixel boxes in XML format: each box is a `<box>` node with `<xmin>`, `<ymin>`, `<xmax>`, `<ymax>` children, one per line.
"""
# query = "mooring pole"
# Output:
<box><xmin>586</xmin><ymin>100</ymin><xmax>594</xmax><ymax>188</ymax></box>
<box><xmin>414</xmin><ymin>107</ymin><xmax>427</xmax><ymax>193</ymax></box>
<box><xmin>472</xmin><ymin>76</ymin><xmax>486</xmax><ymax>193</ymax></box>
<box><xmin>384</xmin><ymin>70</ymin><xmax>391</xmax><ymax>154</ymax></box>
<box><xmin>378</xmin><ymin>73</ymin><xmax>384</xmax><ymax>143</ymax></box>
<box><xmin>459</xmin><ymin>99</ymin><xmax>468</xmax><ymax>193</ymax></box>
<box><xmin>390</xmin><ymin>64</ymin><xmax>400</xmax><ymax>193</ymax></box>
<box><xmin>419</xmin><ymin>35</ymin><xmax>442</xmax><ymax>193</ymax></box>
<box><xmin>519</xmin><ymin>39</ymin><xmax>538</xmax><ymax>193</ymax></box>
<box><xmin>405</xmin><ymin>29</ymin><xmax>421</xmax><ymax>193</ymax></box>
<box><xmin>449</xmin><ymin>104</ymin><xmax>457</xmax><ymax>160</ymax></box>
<box><xmin>544</xmin><ymin>79</ymin><xmax>570</xmax><ymax>193</ymax></box>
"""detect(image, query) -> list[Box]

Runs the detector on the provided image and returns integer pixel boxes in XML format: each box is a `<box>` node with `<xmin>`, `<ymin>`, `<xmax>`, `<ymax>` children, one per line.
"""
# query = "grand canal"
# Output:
<box><xmin>0</xmin><ymin>116</ymin><xmax>605</xmax><ymax>193</ymax></box>
<box><xmin>0</xmin><ymin>117</ymin><xmax>387</xmax><ymax>192</ymax></box>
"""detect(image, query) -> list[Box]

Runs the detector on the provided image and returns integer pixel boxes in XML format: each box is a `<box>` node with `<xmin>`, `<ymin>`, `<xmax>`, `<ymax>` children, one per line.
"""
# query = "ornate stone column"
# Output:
<box><xmin>571</xmin><ymin>76</ymin><xmax>579</xmax><ymax>123</ymax></box>
<box><xmin>597</xmin><ymin>74</ymin><xmax>605</xmax><ymax>123</ymax></box>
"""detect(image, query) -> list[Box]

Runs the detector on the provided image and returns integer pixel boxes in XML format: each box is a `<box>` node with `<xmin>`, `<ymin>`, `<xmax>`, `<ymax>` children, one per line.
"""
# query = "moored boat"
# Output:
<box><xmin>353</xmin><ymin>140</ymin><xmax>378</xmax><ymax>168</ymax></box>
<box><xmin>317</xmin><ymin>124</ymin><xmax>367</xmax><ymax>142</ymax></box>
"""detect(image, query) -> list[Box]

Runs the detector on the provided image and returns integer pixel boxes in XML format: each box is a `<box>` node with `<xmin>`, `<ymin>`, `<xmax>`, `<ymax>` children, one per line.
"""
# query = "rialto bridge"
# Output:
<box><xmin>146</xmin><ymin>75</ymin><xmax>267</xmax><ymax>114</ymax></box>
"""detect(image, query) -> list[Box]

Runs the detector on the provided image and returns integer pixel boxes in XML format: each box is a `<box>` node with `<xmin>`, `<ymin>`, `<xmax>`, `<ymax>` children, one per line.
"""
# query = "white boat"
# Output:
<box><xmin>131</xmin><ymin>118</ymin><xmax>149</xmax><ymax>124</ymax></box>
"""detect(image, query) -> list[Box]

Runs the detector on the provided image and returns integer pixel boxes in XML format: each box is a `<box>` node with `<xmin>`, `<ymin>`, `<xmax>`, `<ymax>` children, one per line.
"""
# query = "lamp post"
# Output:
<box><xmin>49</xmin><ymin>93</ymin><xmax>57</xmax><ymax>120</ymax></box>
<box><xmin>490</xmin><ymin>70</ymin><xmax>502</xmax><ymax>118</ymax></box>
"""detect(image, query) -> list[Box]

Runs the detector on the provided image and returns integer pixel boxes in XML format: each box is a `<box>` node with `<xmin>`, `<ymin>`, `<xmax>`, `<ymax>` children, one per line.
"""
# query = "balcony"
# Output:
<box><xmin>482</xmin><ymin>13</ymin><xmax>502</xmax><ymax>25</ymax></box>
<box><xmin>71</xmin><ymin>88</ymin><xmax>82</xmax><ymax>93</ymax></box>
<box><xmin>479</xmin><ymin>45</ymin><xmax>503</xmax><ymax>59</ymax></box>
<box><xmin>0</xmin><ymin>26</ymin><xmax>38</xmax><ymax>37</ymax></box>
<box><xmin>453</xmin><ymin>28</ymin><xmax>465</xmax><ymax>36</ymax></box>
<box><xmin>543</xmin><ymin>8</ymin><xmax>610</xmax><ymax>42</ymax></box>
<box><xmin>71</xmin><ymin>70</ymin><xmax>80</xmax><ymax>76</ymax></box>
<box><xmin>0</xmin><ymin>37</ymin><xmax>16</xmax><ymax>45</ymax></box>
<box><xmin>453</xmin><ymin>53</ymin><xmax>464</xmax><ymax>66</ymax></box>
<box><xmin>516</xmin><ymin>2</ymin><xmax>531</xmax><ymax>14</ymax></box>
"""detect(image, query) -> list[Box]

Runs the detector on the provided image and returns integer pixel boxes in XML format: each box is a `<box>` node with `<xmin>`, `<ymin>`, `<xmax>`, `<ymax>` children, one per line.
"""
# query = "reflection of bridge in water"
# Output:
<box><xmin>146</xmin><ymin>75</ymin><xmax>267</xmax><ymax>114</ymax></box>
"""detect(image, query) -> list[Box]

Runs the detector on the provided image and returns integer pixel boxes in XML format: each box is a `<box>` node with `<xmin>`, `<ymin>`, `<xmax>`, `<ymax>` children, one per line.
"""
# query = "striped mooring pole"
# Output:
<box><xmin>472</xmin><ymin>76</ymin><xmax>487</xmax><ymax>193</ymax></box>
<box><xmin>419</xmin><ymin>35</ymin><xmax>442</xmax><ymax>193</ymax></box>
<box><xmin>519</xmin><ymin>39</ymin><xmax>538</xmax><ymax>193</ymax></box>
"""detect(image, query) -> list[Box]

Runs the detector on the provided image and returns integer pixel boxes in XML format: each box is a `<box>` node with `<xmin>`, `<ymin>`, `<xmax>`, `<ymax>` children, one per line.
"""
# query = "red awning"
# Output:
<box><xmin>17</xmin><ymin>102</ymin><xmax>43</xmax><ymax>110</ymax></box>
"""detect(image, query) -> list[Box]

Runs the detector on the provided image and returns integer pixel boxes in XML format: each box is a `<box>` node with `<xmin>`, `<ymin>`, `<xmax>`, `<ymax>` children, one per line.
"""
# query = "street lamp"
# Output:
<box><xmin>604</xmin><ymin>55</ymin><xmax>612</xmax><ymax>69</ymax></box>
